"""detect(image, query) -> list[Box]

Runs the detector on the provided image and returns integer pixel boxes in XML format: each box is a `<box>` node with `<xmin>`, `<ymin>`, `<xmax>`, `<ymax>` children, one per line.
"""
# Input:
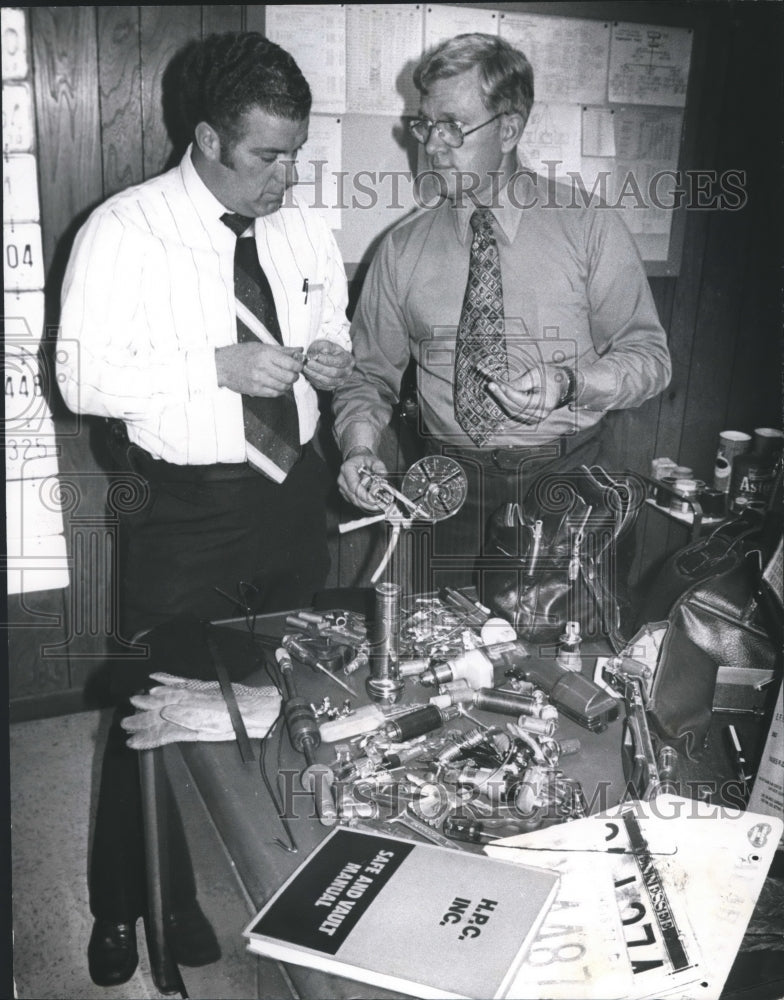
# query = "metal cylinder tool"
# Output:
<box><xmin>381</xmin><ymin>704</ymin><xmax>459</xmax><ymax>742</ymax></box>
<box><xmin>366</xmin><ymin>582</ymin><xmax>404</xmax><ymax>705</ymax></box>
<box><xmin>275</xmin><ymin>647</ymin><xmax>337</xmax><ymax>826</ymax></box>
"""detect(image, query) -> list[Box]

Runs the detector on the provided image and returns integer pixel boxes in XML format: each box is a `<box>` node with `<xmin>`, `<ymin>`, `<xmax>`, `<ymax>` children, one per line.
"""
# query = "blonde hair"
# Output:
<box><xmin>413</xmin><ymin>33</ymin><xmax>534</xmax><ymax>128</ymax></box>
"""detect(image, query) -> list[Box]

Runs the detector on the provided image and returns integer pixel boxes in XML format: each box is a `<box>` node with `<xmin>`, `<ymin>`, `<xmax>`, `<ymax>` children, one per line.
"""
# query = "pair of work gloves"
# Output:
<box><xmin>122</xmin><ymin>672</ymin><xmax>281</xmax><ymax>750</ymax></box>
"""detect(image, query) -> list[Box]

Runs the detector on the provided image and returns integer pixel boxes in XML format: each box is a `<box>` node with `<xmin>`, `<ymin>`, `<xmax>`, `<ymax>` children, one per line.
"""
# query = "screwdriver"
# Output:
<box><xmin>282</xmin><ymin>633</ymin><xmax>356</xmax><ymax>698</ymax></box>
<box><xmin>443</xmin><ymin>815</ymin><xmax>538</xmax><ymax>843</ymax></box>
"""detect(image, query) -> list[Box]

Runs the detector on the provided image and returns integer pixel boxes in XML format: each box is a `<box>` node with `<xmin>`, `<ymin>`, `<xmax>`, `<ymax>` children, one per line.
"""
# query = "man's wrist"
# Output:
<box><xmin>555</xmin><ymin>366</ymin><xmax>577</xmax><ymax>408</ymax></box>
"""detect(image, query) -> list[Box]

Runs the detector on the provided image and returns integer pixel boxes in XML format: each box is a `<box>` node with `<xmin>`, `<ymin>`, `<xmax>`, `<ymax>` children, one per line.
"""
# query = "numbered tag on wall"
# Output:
<box><xmin>2</xmin><ymin>82</ymin><xmax>34</xmax><ymax>152</ymax></box>
<box><xmin>1</xmin><ymin>8</ymin><xmax>29</xmax><ymax>80</ymax></box>
<box><xmin>4</xmin><ymin>221</ymin><xmax>44</xmax><ymax>290</ymax></box>
<box><xmin>5</xmin><ymin>417</ymin><xmax>62</xmax><ymax>482</ymax></box>
<box><xmin>3</xmin><ymin>153</ymin><xmax>40</xmax><ymax>222</ymax></box>
<box><xmin>4</xmin><ymin>343</ymin><xmax>53</xmax><ymax>432</ymax></box>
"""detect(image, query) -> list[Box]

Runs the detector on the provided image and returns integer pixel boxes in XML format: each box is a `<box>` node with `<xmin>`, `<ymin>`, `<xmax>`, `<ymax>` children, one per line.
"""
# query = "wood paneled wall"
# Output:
<box><xmin>8</xmin><ymin>3</ymin><xmax>782</xmax><ymax>718</ymax></box>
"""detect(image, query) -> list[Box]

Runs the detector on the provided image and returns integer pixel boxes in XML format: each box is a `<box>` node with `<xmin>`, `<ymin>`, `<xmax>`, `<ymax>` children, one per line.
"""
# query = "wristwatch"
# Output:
<box><xmin>556</xmin><ymin>366</ymin><xmax>577</xmax><ymax>408</ymax></box>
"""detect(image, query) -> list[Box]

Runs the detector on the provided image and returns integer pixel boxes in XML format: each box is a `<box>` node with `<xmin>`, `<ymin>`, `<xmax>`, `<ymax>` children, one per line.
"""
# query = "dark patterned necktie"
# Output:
<box><xmin>453</xmin><ymin>207</ymin><xmax>509</xmax><ymax>446</ymax></box>
<box><xmin>221</xmin><ymin>212</ymin><xmax>300</xmax><ymax>482</ymax></box>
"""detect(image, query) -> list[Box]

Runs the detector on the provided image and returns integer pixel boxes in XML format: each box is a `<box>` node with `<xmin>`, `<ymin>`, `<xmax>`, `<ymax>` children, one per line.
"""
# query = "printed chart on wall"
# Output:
<box><xmin>500</xmin><ymin>14</ymin><xmax>691</xmax><ymax>265</ymax></box>
<box><xmin>273</xmin><ymin>5</ymin><xmax>693</xmax><ymax>271</ymax></box>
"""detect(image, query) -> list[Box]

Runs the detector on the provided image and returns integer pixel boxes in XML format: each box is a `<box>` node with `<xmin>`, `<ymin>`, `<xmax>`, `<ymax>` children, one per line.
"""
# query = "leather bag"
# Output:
<box><xmin>480</xmin><ymin>466</ymin><xmax>644</xmax><ymax>652</ymax></box>
<box><xmin>633</xmin><ymin>515</ymin><xmax>766</xmax><ymax>627</ymax></box>
<box><xmin>641</xmin><ymin>517</ymin><xmax>780</xmax><ymax>757</ymax></box>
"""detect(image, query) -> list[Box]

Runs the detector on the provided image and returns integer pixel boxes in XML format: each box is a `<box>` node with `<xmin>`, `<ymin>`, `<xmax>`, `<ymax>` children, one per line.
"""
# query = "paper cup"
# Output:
<box><xmin>713</xmin><ymin>430</ymin><xmax>752</xmax><ymax>492</ymax></box>
<box><xmin>753</xmin><ymin>427</ymin><xmax>784</xmax><ymax>458</ymax></box>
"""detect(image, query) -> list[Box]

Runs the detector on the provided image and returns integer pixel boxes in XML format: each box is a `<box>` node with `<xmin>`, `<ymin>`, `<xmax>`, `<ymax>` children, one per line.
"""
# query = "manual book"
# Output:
<box><xmin>242</xmin><ymin>825</ymin><xmax>559</xmax><ymax>999</ymax></box>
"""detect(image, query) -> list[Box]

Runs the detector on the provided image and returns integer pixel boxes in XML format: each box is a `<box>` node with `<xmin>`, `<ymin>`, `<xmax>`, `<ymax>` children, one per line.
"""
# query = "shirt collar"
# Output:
<box><xmin>450</xmin><ymin>161</ymin><xmax>527</xmax><ymax>246</ymax></box>
<box><xmin>179</xmin><ymin>144</ymin><xmax>239</xmax><ymax>234</ymax></box>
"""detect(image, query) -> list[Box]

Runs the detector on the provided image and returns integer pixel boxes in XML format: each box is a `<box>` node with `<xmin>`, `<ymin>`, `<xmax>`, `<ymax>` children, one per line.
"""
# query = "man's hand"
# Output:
<box><xmin>216</xmin><ymin>343</ymin><xmax>305</xmax><ymax>397</ymax></box>
<box><xmin>304</xmin><ymin>339</ymin><xmax>354</xmax><ymax>391</ymax></box>
<box><xmin>487</xmin><ymin>363</ymin><xmax>570</xmax><ymax>426</ymax></box>
<box><xmin>338</xmin><ymin>448</ymin><xmax>389</xmax><ymax>512</ymax></box>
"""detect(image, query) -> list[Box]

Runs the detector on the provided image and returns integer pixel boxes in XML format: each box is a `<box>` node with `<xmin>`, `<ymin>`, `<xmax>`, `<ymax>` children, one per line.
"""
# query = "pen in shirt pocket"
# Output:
<box><xmin>302</xmin><ymin>278</ymin><xmax>324</xmax><ymax>304</ymax></box>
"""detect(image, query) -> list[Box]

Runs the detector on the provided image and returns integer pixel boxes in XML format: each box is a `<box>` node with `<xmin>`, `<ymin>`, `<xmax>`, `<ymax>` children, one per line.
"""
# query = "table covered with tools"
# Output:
<box><xmin>134</xmin><ymin>582</ymin><xmax>780</xmax><ymax>1000</ymax></box>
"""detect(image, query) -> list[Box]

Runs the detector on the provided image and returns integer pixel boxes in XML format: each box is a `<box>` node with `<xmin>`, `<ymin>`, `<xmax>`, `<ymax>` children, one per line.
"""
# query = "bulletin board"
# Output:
<box><xmin>265</xmin><ymin>3</ymin><xmax>696</xmax><ymax>277</ymax></box>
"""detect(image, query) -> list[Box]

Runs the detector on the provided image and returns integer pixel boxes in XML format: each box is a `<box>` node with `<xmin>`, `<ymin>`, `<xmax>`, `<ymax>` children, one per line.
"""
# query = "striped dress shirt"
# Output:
<box><xmin>58</xmin><ymin>146</ymin><xmax>351</xmax><ymax>465</ymax></box>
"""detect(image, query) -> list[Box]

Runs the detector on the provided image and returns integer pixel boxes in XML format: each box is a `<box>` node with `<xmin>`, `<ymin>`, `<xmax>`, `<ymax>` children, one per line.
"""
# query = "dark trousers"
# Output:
<box><xmin>422</xmin><ymin>429</ymin><xmax>605</xmax><ymax>592</ymax></box>
<box><xmin>89</xmin><ymin>440</ymin><xmax>331</xmax><ymax>922</ymax></box>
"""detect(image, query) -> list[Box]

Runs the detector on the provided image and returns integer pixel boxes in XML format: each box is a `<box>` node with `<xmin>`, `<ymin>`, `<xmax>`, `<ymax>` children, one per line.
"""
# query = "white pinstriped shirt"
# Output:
<box><xmin>58</xmin><ymin>146</ymin><xmax>351</xmax><ymax>465</ymax></box>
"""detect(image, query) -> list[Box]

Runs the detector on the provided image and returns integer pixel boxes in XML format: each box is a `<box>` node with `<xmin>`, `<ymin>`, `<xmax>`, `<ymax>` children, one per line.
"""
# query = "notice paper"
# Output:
<box><xmin>500</xmin><ymin>13</ymin><xmax>610</xmax><ymax>105</ymax></box>
<box><xmin>346</xmin><ymin>5</ymin><xmax>423</xmax><ymax>116</ymax></box>
<box><xmin>613</xmin><ymin>106</ymin><xmax>683</xmax><ymax>162</ymax></box>
<box><xmin>747</xmin><ymin>678</ymin><xmax>784</xmax><ymax>827</ymax></box>
<box><xmin>424</xmin><ymin>4</ymin><xmax>498</xmax><ymax>50</ymax></box>
<box><xmin>582</xmin><ymin>107</ymin><xmax>616</xmax><ymax>158</ymax></box>
<box><xmin>265</xmin><ymin>5</ymin><xmax>346</xmax><ymax>114</ymax></box>
<box><xmin>519</xmin><ymin>102</ymin><xmax>582</xmax><ymax>177</ymax></box>
<box><xmin>609</xmin><ymin>22</ymin><xmax>692</xmax><ymax>107</ymax></box>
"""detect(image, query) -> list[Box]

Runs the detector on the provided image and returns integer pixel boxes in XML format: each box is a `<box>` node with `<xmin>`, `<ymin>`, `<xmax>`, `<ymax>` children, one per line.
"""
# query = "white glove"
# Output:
<box><xmin>122</xmin><ymin>671</ymin><xmax>281</xmax><ymax>750</ymax></box>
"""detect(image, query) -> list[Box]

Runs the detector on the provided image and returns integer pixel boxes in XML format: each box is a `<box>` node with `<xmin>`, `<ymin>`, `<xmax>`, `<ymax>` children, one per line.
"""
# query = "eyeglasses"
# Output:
<box><xmin>408</xmin><ymin>112</ymin><xmax>504</xmax><ymax>148</ymax></box>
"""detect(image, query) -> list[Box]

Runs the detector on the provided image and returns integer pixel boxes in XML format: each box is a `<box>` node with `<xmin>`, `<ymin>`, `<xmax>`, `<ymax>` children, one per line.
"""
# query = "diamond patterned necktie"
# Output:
<box><xmin>221</xmin><ymin>212</ymin><xmax>300</xmax><ymax>482</ymax></box>
<box><xmin>453</xmin><ymin>207</ymin><xmax>509</xmax><ymax>446</ymax></box>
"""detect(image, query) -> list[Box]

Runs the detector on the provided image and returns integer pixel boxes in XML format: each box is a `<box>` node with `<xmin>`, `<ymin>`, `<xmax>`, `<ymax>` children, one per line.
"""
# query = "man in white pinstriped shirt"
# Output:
<box><xmin>57</xmin><ymin>32</ymin><xmax>353</xmax><ymax>987</ymax></box>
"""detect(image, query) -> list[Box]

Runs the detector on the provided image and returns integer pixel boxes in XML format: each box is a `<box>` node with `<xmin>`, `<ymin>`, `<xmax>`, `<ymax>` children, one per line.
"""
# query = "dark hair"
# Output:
<box><xmin>178</xmin><ymin>31</ymin><xmax>311</xmax><ymax>147</ymax></box>
<box><xmin>414</xmin><ymin>33</ymin><xmax>534</xmax><ymax>128</ymax></box>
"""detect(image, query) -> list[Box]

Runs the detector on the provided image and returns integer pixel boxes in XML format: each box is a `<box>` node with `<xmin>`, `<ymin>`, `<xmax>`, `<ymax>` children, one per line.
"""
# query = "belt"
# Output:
<box><xmin>129</xmin><ymin>444</ymin><xmax>261</xmax><ymax>483</ymax></box>
<box><xmin>445</xmin><ymin>443</ymin><xmax>561</xmax><ymax>471</ymax></box>
<box><xmin>428</xmin><ymin>425</ymin><xmax>599</xmax><ymax>472</ymax></box>
<box><xmin>427</xmin><ymin>427</ymin><xmax>596</xmax><ymax>472</ymax></box>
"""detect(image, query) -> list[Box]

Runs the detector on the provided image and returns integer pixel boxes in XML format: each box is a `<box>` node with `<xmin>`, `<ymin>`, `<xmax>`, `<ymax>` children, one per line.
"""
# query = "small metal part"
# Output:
<box><xmin>400</xmin><ymin>455</ymin><xmax>468</xmax><ymax>522</ymax></box>
<box><xmin>389</xmin><ymin>808</ymin><xmax>461</xmax><ymax>849</ymax></box>
<box><xmin>655</xmin><ymin>744</ymin><xmax>680</xmax><ymax>794</ymax></box>
<box><xmin>557</xmin><ymin>621</ymin><xmax>583</xmax><ymax>672</ymax></box>
<box><xmin>539</xmin><ymin>736</ymin><xmax>581</xmax><ymax>765</ymax></box>
<box><xmin>515</xmin><ymin>715</ymin><xmax>557</xmax><ymax>736</ymax></box>
<box><xmin>399</xmin><ymin>657</ymin><xmax>431</xmax><ymax>677</ymax></box>
<box><xmin>526</xmin><ymin>519</ymin><xmax>544</xmax><ymax>580</ymax></box>
<box><xmin>436</xmin><ymin>727</ymin><xmax>488</xmax><ymax>765</ymax></box>
<box><xmin>452</xmin><ymin>765</ymin><xmax>511</xmax><ymax>803</ymax></box>
<box><xmin>344</xmin><ymin>649</ymin><xmax>370</xmax><ymax>676</ymax></box>
<box><xmin>409</xmin><ymin>792</ymin><xmax>452</xmax><ymax>828</ymax></box>
<box><xmin>443</xmin><ymin>815</ymin><xmax>499</xmax><ymax>844</ymax></box>
<box><xmin>337</xmin><ymin>798</ymin><xmax>379</xmax><ymax>821</ymax></box>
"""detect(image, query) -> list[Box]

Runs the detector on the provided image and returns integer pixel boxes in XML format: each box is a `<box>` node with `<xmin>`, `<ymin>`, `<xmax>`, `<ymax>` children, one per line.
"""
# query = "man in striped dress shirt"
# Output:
<box><xmin>57</xmin><ymin>32</ymin><xmax>353</xmax><ymax>986</ymax></box>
